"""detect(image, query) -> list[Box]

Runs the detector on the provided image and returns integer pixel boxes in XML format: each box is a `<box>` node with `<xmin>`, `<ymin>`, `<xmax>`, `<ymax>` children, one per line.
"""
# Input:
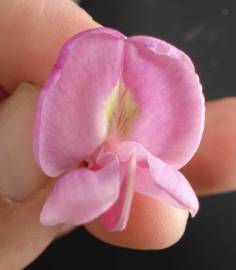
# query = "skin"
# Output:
<box><xmin>0</xmin><ymin>0</ymin><xmax>235</xmax><ymax>269</ymax></box>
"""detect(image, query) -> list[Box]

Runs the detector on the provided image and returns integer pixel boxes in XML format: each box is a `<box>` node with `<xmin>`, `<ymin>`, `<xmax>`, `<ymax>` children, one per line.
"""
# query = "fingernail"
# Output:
<box><xmin>0</xmin><ymin>82</ymin><xmax>48</xmax><ymax>201</ymax></box>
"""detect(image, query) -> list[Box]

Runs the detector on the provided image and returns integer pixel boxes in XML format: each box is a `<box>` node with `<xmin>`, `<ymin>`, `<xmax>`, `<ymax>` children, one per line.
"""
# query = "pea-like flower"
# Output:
<box><xmin>34</xmin><ymin>27</ymin><xmax>205</xmax><ymax>231</ymax></box>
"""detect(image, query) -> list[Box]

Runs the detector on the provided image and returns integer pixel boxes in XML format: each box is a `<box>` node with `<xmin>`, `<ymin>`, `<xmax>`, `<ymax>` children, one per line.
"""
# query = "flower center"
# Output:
<box><xmin>105</xmin><ymin>80</ymin><xmax>139</xmax><ymax>139</ymax></box>
<box><xmin>78</xmin><ymin>139</ymin><xmax>120</xmax><ymax>169</ymax></box>
<box><xmin>77</xmin><ymin>160</ymin><xmax>89</xmax><ymax>168</ymax></box>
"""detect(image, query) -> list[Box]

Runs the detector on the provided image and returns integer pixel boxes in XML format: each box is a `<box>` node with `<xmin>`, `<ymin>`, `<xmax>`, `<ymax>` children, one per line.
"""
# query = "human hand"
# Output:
<box><xmin>0</xmin><ymin>1</ymin><xmax>235</xmax><ymax>269</ymax></box>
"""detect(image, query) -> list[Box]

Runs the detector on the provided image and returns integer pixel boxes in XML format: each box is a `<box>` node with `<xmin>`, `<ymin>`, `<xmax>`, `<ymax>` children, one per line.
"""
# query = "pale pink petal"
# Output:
<box><xmin>34</xmin><ymin>28</ymin><xmax>125</xmax><ymax>176</ymax></box>
<box><xmin>100</xmin><ymin>154</ymin><xmax>136</xmax><ymax>231</ymax></box>
<box><xmin>119</xmin><ymin>142</ymin><xmax>199</xmax><ymax>216</ymax></box>
<box><xmin>40</xmin><ymin>153</ymin><xmax>120</xmax><ymax>226</ymax></box>
<box><xmin>123</xmin><ymin>36</ymin><xmax>205</xmax><ymax>169</ymax></box>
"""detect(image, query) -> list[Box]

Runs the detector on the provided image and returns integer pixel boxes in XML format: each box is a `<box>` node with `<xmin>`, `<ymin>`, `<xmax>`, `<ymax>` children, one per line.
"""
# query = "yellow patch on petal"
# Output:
<box><xmin>104</xmin><ymin>80</ymin><xmax>139</xmax><ymax>139</ymax></box>
<box><xmin>105</xmin><ymin>83</ymin><xmax>119</xmax><ymax>131</ymax></box>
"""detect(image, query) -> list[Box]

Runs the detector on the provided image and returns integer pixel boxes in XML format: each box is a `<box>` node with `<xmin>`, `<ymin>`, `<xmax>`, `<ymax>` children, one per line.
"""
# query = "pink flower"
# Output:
<box><xmin>34</xmin><ymin>27</ymin><xmax>205</xmax><ymax>231</ymax></box>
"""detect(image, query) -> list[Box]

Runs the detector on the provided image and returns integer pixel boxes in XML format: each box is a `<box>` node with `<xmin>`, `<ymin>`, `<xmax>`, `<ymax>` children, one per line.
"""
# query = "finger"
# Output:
<box><xmin>182</xmin><ymin>98</ymin><xmax>236</xmax><ymax>195</ymax></box>
<box><xmin>0</xmin><ymin>83</ymin><xmax>80</xmax><ymax>269</ymax></box>
<box><xmin>86</xmin><ymin>194</ymin><xmax>188</xmax><ymax>250</ymax></box>
<box><xmin>0</xmin><ymin>182</ymin><xmax>64</xmax><ymax>270</ymax></box>
<box><xmin>0</xmin><ymin>83</ymin><xmax>47</xmax><ymax>201</ymax></box>
<box><xmin>0</xmin><ymin>0</ymin><xmax>98</xmax><ymax>92</ymax></box>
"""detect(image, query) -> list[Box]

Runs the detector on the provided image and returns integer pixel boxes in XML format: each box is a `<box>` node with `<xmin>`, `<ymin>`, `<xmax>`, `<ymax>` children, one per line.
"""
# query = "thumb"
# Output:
<box><xmin>0</xmin><ymin>83</ymin><xmax>46</xmax><ymax>201</ymax></box>
<box><xmin>0</xmin><ymin>83</ymin><xmax>64</xmax><ymax>270</ymax></box>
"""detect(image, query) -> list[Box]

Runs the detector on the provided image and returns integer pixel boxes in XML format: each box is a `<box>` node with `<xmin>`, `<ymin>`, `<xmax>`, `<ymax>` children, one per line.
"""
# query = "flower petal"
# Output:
<box><xmin>119</xmin><ymin>142</ymin><xmax>199</xmax><ymax>216</ymax></box>
<box><xmin>40</xmin><ymin>153</ymin><xmax>120</xmax><ymax>226</ymax></box>
<box><xmin>34</xmin><ymin>28</ymin><xmax>125</xmax><ymax>176</ymax></box>
<box><xmin>123</xmin><ymin>36</ymin><xmax>205</xmax><ymax>169</ymax></box>
<box><xmin>100</xmin><ymin>154</ymin><xmax>136</xmax><ymax>231</ymax></box>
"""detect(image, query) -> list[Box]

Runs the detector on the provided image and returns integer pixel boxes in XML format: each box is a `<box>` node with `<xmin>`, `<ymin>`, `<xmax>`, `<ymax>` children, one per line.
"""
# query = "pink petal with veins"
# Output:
<box><xmin>40</xmin><ymin>153</ymin><xmax>120</xmax><ymax>225</ymax></box>
<box><xmin>123</xmin><ymin>36</ymin><xmax>205</xmax><ymax>169</ymax></box>
<box><xmin>101</xmin><ymin>154</ymin><xmax>136</xmax><ymax>231</ymax></box>
<box><xmin>34</xmin><ymin>28</ymin><xmax>125</xmax><ymax>177</ymax></box>
<box><xmin>119</xmin><ymin>141</ymin><xmax>199</xmax><ymax>216</ymax></box>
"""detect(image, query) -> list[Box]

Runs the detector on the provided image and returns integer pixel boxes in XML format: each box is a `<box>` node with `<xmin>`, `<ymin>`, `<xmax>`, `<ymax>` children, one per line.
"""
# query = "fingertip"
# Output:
<box><xmin>182</xmin><ymin>98</ymin><xmax>236</xmax><ymax>195</ymax></box>
<box><xmin>85</xmin><ymin>193</ymin><xmax>188</xmax><ymax>250</ymax></box>
<box><xmin>0</xmin><ymin>0</ymin><xmax>99</xmax><ymax>91</ymax></box>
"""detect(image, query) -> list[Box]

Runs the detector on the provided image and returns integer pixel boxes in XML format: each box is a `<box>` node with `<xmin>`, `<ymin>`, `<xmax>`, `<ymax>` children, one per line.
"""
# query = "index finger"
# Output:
<box><xmin>0</xmin><ymin>0</ymin><xmax>97</xmax><ymax>92</ymax></box>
